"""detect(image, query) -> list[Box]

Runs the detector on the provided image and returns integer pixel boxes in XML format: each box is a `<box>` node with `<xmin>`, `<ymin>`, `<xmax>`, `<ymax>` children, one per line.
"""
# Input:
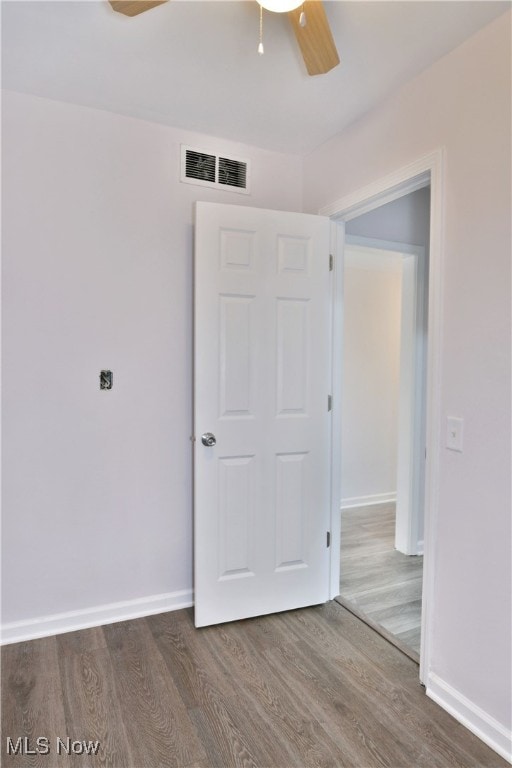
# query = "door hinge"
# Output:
<box><xmin>327</xmin><ymin>394</ymin><xmax>333</xmax><ymax>411</ymax></box>
<box><xmin>329</xmin><ymin>254</ymin><xmax>334</xmax><ymax>271</ymax></box>
<box><xmin>326</xmin><ymin>531</ymin><xmax>331</xmax><ymax>548</ymax></box>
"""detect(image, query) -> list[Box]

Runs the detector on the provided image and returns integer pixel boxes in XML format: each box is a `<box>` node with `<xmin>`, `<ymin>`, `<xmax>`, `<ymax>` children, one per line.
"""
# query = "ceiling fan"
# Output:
<box><xmin>108</xmin><ymin>0</ymin><xmax>340</xmax><ymax>76</ymax></box>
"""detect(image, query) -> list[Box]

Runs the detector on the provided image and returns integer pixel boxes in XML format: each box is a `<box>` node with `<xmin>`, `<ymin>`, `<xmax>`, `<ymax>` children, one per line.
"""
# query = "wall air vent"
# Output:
<box><xmin>181</xmin><ymin>146</ymin><xmax>250</xmax><ymax>194</ymax></box>
<box><xmin>218</xmin><ymin>156</ymin><xmax>247</xmax><ymax>190</ymax></box>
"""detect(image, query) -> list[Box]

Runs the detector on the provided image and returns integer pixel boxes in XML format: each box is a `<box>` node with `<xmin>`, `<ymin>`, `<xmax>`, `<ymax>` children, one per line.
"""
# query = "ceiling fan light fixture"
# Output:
<box><xmin>260</xmin><ymin>0</ymin><xmax>302</xmax><ymax>13</ymax></box>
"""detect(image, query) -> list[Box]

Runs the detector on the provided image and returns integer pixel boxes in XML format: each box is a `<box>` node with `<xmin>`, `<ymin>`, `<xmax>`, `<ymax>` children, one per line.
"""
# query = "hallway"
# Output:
<box><xmin>338</xmin><ymin>503</ymin><xmax>423</xmax><ymax>657</ymax></box>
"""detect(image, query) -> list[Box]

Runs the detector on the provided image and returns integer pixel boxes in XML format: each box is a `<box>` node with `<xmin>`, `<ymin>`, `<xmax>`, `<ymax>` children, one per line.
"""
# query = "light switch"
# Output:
<box><xmin>446</xmin><ymin>416</ymin><xmax>464</xmax><ymax>452</ymax></box>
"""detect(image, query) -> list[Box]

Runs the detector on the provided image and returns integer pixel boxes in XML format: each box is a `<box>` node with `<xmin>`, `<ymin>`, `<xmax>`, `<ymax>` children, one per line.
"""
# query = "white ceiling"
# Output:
<box><xmin>2</xmin><ymin>0</ymin><xmax>509</xmax><ymax>154</ymax></box>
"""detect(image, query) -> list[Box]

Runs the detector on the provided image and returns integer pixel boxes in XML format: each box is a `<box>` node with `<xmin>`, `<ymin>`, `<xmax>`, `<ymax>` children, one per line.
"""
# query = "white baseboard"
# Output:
<box><xmin>341</xmin><ymin>492</ymin><xmax>397</xmax><ymax>510</ymax></box>
<box><xmin>1</xmin><ymin>589</ymin><xmax>194</xmax><ymax>645</ymax></box>
<box><xmin>416</xmin><ymin>539</ymin><xmax>424</xmax><ymax>556</ymax></box>
<box><xmin>427</xmin><ymin>673</ymin><xmax>512</xmax><ymax>763</ymax></box>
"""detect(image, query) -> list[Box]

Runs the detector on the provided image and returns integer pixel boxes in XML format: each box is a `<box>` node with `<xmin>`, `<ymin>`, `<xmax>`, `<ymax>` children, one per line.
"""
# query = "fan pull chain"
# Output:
<box><xmin>299</xmin><ymin>3</ymin><xmax>306</xmax><ymax>27</ymax></box>
<box><xmin>258</xmin><ymin>4</ymin><xmax>264</xmax><ymax>55</ymax></box>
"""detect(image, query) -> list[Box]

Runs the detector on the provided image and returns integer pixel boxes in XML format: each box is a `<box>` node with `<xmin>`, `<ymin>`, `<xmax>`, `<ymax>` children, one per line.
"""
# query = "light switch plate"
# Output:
<box><xmin>446</xmin><ymin>416</ymin><xmax>464</xmax><ymax>452</ymax></box>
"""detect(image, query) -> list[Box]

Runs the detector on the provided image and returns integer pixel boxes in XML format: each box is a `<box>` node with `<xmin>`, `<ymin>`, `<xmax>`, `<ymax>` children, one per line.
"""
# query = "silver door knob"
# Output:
<box><xmin>201</xmin><ymin>432</ymin><xmax>216</xmax><ymax>447</ymax></box>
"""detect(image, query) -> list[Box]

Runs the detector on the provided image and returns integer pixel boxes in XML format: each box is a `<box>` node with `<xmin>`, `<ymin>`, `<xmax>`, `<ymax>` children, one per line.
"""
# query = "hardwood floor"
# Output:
<box><xmin>339</xmin><ymin>503</ymin><xmax>423</xmax><ymax>658</ymax></box>
<box><xmin>2</xmin><ymin>602</ymin><xmax>506</xmax><ymax>768</ymax></box>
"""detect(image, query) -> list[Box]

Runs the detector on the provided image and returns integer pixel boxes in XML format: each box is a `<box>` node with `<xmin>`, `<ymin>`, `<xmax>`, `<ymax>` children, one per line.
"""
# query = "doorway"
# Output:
<box><xmin>336</xmin><ymin>191</ymin><xmax>430</xmax><ymax>659</ymax></box>
<box><xmin>337</xmin><ymin>188</ymin><xmax>430</xmax><ymax>661</ymax></box>
<box><xmin>324</xmin><ymin>154</ymin><xmax>443</xmax><ymax>683</ymax></box>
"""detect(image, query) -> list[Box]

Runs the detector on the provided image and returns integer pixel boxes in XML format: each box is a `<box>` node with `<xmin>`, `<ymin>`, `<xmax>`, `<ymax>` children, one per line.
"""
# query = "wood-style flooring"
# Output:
<box><xmin>2</xmin><ymin>602</ymin><xmax>506</xmax><ymax>768</ymax></box>
<box><xmin>339</xmin><ymin>504</ymin><xmax>423</xmax><ymax>658</ymax></box>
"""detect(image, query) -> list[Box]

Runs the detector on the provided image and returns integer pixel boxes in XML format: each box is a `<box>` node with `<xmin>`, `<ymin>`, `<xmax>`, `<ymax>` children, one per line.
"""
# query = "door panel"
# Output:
<box><xmin>194</xmin><ymin>202</ymin><xmax>331</xmax><ymax>627</ymax></box>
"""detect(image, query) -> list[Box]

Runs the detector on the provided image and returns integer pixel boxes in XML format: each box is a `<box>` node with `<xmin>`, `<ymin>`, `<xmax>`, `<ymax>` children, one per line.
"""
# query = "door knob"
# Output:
<box><xmin>201</xmin><ymin>432</ymin><xmax>216</xmax><ymax>447</ymax></box>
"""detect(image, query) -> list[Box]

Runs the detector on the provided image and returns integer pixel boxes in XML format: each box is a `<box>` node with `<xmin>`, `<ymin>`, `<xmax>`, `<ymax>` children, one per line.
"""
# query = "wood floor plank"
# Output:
<box><xmin>103</xmin><ymin>618</ymin><xmax>207</xmax><ymax>768</ymax></box>
<box><xmin>1</xmin><ymin>637</ymin><xmax>70</xmax><ymax>768</ymax></box>
<box><xmin>325</xmin><ymin>601</ymin><xmax>508</xmax><ymax>766</ymax></box>
<box><xmin>270</xmin><ymin>606</ymin><xmax>448</xmax><ymax>764</ymax></box>
<box><xmin>230</xmin><ymin>609</ymin><xmax>302</xmax><ymax>654</ymax></box>
<box><xmin>152</xmin><ymin>615</ymin><xmax>286</xmax><ymax>764</ymax></box>
<box><xmin>56</xmin><ymin>629</ymin><xmax>134</xmax><ymax>767</ymax></box>
<box><xmin>56</xmin><ymin>626</ymin><xmax>107</xmax><ymax>654</ymax></box>
<box><xmin>340</xmin><ymin>503</ymin><xmax>423</xmax><ymax>654</ymax></box>
<box><xmin>334</xmin><ymin>595</ymin><xmax>421</xmax><ymax>665</ymax></box>
<box><xmin>150</xmin><ymin>611</ymin><xmax>301</xmax><ymax>767</ymax></box>
<box><xmin>2</xmin><ymin>603</ymin><xmax>507</xmax><ymax>768</ymax></box>
<box><xmin>370</xmin><ymin>598</ymin><xmax>423</xmax><ymax>635</ymax></box>
<box><xmin>187</xmin><ymin>705</ymin><xmax>261</xmax><ymax>768</ymax></box>
<box><xmin>395</xmin><ymin>625</ymin><xmax>425</xmax><ymax>647</ymax></box>
<box><xmin>266</xmin><ymin>616</ymin><xmax>490</xmax><ymax>768</ymax></box>
<box><xmin>202</xmin><ymin>619</ymin><xmax>356</xmax><ymax>767</ymax></box>
<box><xmin>297</xmin><ymin>604</ymin><xmax>506</xmax><ymax>768</ymax></box>
<box><xmin>147</xmin><ymin>609</ymin><xmax>236</xmax><ymax>709</ymax></box>
<box><xmin>264</xmin><ymin>637</ymin><xmax>425</xmax><ymax>768</ymax></box>
<box><xmin>344</xmin><ymin>579</ymin><xmax>422</xmax><ymax>613</ymax></box>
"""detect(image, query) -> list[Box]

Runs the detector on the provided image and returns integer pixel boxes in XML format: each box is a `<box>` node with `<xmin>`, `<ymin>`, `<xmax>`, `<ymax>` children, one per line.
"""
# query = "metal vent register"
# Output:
<box><xmin>181</xmin><ymin>146</ymin><xmax>250</xmax><ymax>194</ymax></box>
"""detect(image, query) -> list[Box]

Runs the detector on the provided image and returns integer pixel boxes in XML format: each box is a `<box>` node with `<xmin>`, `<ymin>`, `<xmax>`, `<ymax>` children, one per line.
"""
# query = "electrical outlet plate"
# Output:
<box><xmin>100</xmin><ymin>370</ymin><xmax>113</xmax><ymax>390</ymax></box>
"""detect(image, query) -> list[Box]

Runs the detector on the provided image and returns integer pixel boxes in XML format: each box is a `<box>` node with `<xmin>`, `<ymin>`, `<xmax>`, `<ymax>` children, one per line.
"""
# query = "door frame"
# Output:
<box><xmin>323</xmin><ymin>149</ymin><xmax>444</xmax><ymax>683</ymax></box>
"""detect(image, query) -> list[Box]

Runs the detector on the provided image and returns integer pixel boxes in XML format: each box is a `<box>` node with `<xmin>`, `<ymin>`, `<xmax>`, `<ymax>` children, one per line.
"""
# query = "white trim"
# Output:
<box><xmin>325</xmin><ymin>148</ymin><xmax>445</xmax><ymax>689</ymax></box>
<box><xmin>419</xmin><ymin>148</ymin><xmax>444</xmax><ymax>685</ymax></box>
<box><xmin>341</xmin><ymin>492</ymin><xmax>397</xmax><ymax>510</ymax></box>
<box><xmin>416</xmin><ymin>539</ymin><xmax>424</xmax><ymax>556</ymax></box>
<box><xmin>1</xmin><ymin>589</ymin><xmax>194</xmax><ymax>645</ymax></box>
<box><xmin>328</xmin><ymin>220</ymin><xmax>344</xmax><ymax>599</ymax></box>
<box><xmin>345</xmin><ymin>235</ymin><xmax>424</xmax><ymax>258</ymax></box>
<box><xmin>319</xmin><ymin>154</ymin><xmax>433</xmax><ymax>220</ymax></box>
<box><xmin>395</xmin><ymin>249</ymin><xmax>424</xmax><ymax>556</ymax></box>
<box><xmin>427</xmin><ymin>673</ymin><xmax>512</xmax><ymax>764</ymax></box>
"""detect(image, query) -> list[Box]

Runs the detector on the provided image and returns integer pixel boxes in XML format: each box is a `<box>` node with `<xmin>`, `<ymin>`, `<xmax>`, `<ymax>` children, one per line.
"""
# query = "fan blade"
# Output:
<box><xmin>109</xmin><ymin>0</ymin><xmax>168</xmax><ymax>17</ymax></box>
<box><xmin>288</xmin><ymin>1</ymin><xmax>340</xmax><ymax>76</ymax></box>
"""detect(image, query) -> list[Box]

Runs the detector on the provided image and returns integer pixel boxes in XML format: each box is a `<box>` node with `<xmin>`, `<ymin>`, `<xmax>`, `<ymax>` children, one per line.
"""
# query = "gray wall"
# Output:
<box><xmin>346</xmin><ymin>186</ymin><xmax>430</xmax><ymax>247</ymax></box>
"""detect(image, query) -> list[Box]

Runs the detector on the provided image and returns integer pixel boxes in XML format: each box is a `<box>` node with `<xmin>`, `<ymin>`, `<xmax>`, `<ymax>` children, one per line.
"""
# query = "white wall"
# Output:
<box><xmin>341</xmin><ymin>249</ymin><xmax>402</xmax><ymax>506</ymax></box>
<box><xmin>304</xmin><ymin>11</ymin><xmax>511</xmax><ymax>750</ymax></box>
<box><xmin>1</xmin><ymin>90</ymin><xmax>302</xmax><ymax>627</ymax></box>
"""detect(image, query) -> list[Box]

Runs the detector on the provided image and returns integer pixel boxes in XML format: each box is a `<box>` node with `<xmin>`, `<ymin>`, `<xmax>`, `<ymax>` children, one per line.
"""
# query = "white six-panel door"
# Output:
<box><xmin>194</xmin><ymin>202</ymin><xmax>332</xmax><ymax>627</ymax></box>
